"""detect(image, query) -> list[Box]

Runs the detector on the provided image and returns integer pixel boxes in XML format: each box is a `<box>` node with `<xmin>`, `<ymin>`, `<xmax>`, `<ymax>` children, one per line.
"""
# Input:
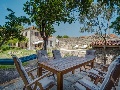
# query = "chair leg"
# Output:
<box><xmin>94</xmin><ymin>78</ymin><xmax>101</xmax><ymax>85</ymax></box>
<box><xmin>23</xmin><ymin>86</ymin><xmax>26</xmax><ymax>90</ymax></box>
<box><xmin>53</xmin><ymin>73</ymin><xmax>56</xmax><ymax>81</ymax></box>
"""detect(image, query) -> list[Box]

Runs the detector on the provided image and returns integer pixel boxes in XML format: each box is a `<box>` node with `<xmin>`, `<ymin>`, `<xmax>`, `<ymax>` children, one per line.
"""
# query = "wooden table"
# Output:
<box><xmin>38</xmin><ymin>56</ymin><xmax>95</xmax><ymax>90</ymax></box>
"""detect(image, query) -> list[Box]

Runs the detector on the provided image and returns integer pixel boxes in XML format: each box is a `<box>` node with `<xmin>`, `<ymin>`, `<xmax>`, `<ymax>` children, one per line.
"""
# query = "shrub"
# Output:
<box><xmin>0</xmin><ymin>45</ymin><xmax>10</xmax><ymax>51</ymax></box>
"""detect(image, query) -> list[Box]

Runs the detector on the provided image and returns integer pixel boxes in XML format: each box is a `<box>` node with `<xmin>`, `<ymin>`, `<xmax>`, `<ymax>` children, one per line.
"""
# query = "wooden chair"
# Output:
<box><xmin>86</xmin><ymin>57</ymin><xmax>120</xmax><ymax>84</ymax></box>
<box><xmin>52</xmin><ymin>50</ymin><xmax>62</xmax><ymax>59</ymax></box>
<box><xmin>36</xmin><ymin>50</ymin><xmax>56</xmax><ymax>80</ymax></box>
<box><xmin>73</xmin><ymin>59</ymin><xmax>120</xmax><ymax>90</ymax></box>
<box><xmin>85</xmin><ymin>50</ymin><xmax>96</xmax><ymax>57</ymax></box>
<box><xmin>12</xmin><ymin>55</ymin><xmax>55</xmax><ymax>90</ymax></box>
<box><xmin>84</xmin><ymin>50</ymin><xmax>96</xmax><ymax>70</ymax></box>
<box><xmin>36</xmin><ymin>50</ymin><xmax>49</xmax><ymax>62</ymax></box>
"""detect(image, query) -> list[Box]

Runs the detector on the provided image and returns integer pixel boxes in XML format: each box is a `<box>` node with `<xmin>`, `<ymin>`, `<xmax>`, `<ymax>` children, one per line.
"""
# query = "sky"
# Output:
<box><xmin>0</xmin><ymin>0</ymin><xmax>118</xmax><ymax>37</ymax></box>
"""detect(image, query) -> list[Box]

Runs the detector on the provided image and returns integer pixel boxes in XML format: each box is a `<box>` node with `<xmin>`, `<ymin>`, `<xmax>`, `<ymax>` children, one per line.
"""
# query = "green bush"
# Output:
<box><xmin>0</xmin><ymin>62</ymin><xmax>29</xmax><ymax>69</ymax></box>
<box><xmin>0</xmin><ymin>45</ymin><xmax>10</xmax><ymax>51</ymax></box>
<box><xmin>0</xmin><ymin>65</ymin><xmax>15</xmax><ymax>69</ymax></box>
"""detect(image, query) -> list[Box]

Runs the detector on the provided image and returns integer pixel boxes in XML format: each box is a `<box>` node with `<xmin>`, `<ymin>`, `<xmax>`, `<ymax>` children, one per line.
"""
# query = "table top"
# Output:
<box><xmin>40</xmin><ymin>56</ymin><xmax>95</xmax><ymax>71</ymax></box>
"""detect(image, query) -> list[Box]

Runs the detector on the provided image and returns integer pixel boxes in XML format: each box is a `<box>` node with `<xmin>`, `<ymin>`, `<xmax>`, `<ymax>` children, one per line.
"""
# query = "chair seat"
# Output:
<box><xmin>74</xmin><ymin>78</ymin><xmax>99</xmax><ymax>90</ymax></box>
<box><xmin>74</xmin><ymin>82</ymin><xmax>87</xmax><ymax>90</ymax></box>
<box><xmin>86</xmin><ymin>68</ymin><xmax>107</xmax><ymax>81</ymax></box>
<box><xmin>38</xmin><ymin>77</ymin><xmax>55</xmax><ymax>90</ymax></box>
<box><xmin>88</xmin><ymin>68</ymin><xmax>99</xmax><ymax>74</ymax></box>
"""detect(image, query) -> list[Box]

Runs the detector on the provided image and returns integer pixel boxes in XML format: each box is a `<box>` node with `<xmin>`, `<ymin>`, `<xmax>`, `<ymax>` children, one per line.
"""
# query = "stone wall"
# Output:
<box><xmin>58</xmin><ymin>37</ymin><xmax>93</xmax><ymax>49</ymax></box>
<box><xmin>93</xmin><ymin>47</ymin><xmax>120</xmax><ymax>64</ymax></box>
<box><xmin>57</xmin><ymin>37</ymin><xmax>120</xmax><ymax>64</ymax></box>
<box><xmin>60</xmin><ymin>49</ymin><xmax>86</xmax><ymax>57</ymax></box>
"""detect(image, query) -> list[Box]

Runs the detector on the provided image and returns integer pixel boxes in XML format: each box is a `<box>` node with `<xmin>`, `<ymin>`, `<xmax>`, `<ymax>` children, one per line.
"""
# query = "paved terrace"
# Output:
<box><xmin>0</xmin><ymin>60</ymin><xmax>120</xmax><ymax>90</ymax></box>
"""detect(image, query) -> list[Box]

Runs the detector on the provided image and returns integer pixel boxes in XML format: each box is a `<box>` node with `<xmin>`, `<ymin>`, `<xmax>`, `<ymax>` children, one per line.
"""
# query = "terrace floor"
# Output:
<box><xmin>0</xmin><ymin>60</ymin><xmax>120</xmax><ymax>90</ymax></box>
<box><xmin>1</xmin><ymin>69</ymin><xmax>120</xmax><ymax>90</ymax></box>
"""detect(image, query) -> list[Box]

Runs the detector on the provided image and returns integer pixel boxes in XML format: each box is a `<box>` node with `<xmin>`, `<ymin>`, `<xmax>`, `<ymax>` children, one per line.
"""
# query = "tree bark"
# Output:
<box><xmin>40</xmin><ymin>20</ymin><xmax>48</xmax><ymax>50</ymax></box>
<box><xmin>43</xmin><ymin>37</ymin><xmax>48</xmax><ymax>50</ymax></box>
<box><xmin>103</xmin><ymin>37</ymin><xmax>107</xmax><ymax>65</ymax></box>
<box><xmin>0</xmin><ymin>38</ymin><xmax>7</xmax><ymax>47</ymax></box>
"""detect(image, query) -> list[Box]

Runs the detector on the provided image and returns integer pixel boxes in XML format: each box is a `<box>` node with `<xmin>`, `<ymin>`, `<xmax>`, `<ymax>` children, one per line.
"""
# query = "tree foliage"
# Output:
<box><xmin>79</xmin><ymin>2</ymin><xmax>115</xmax><ymax>64</ymax></box>
<box><xmin>23</xmin><ymin>0</ymin><xmax>81</xmax><ymax>50</ymax></box>
<box><xmin>23</xmin><ymin>0</ymin><xmax>120</xmax><ymax>50</ymax></box>
<box><xmin>57</xmin><ymin>35</ymin><xmax>69</xmax><ymax>38</ymax></box>
<box><xmin>97</xmin><ymin>0</ymin><xmax>120</xmax><ymax>35</ymax></box>
<box><xmin>110</xmin><ymin>16</ymin><xmax>120</xmax><ymax>34</ymax></box>
<box><xmin>79</xmin><ymin>2</ymin><xmax>114</xmax><ymax>37</ymax></box>
<box><xmin>0</xmin><ymin>8</ymin><xmax>30</xmax><ymax>47</ymax></box>
<box><xmin>57</xmin><ymin>35</ymin><xmax>63</xmax><ymax>38</ymax></box>
<box><xmin>62</xmin><ymin>35</ymin><xmax>69</xmax><ymax>38</ymax></box>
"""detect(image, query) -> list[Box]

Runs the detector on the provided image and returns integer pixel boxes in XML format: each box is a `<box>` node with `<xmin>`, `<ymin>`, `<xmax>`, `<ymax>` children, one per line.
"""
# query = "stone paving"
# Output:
<box><xmin>1</xmin><ymin>68</ymin><xmax>120</xmax><ymax>90</ymax></box>
<box><xmin>0</xmin><ymin>70</ymin><xmax>85</xmax><ymax>90</ymax></box>
<box><xmin>1</xmin><ymin>59</ymin><xmax>120</xmax><ymax>90</ymax></box>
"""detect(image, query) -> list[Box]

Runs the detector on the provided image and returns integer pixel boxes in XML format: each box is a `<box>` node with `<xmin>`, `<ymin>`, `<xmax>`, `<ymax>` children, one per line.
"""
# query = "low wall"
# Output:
<box><xmin>58</xmin><ymin>38</ymin><xmax>120</xmax><ymax>64</ymax></box>
<box><xmin>60</xmin><ymin>48</ymin><xmax>87</xmax><ymax>57</ymax></box>
<box><xmin>59</xmin><ymin>47</ymin><xmax>120</xmax><ymax>64</ymax></box>
<box><xmin>93</xmin><ymin>47</ymin><xmax>120</xmax><ymax>64</ymax></box>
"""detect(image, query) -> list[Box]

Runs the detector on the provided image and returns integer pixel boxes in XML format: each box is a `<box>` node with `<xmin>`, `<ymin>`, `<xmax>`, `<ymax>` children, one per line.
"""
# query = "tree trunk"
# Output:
<box><xmin>0</xmin><ymin>38</ymin><xmax>7</xmax><ymax>48</ymax></box>
<box><xmin>43</xmin><ymin>37</ymin><xmax>48</xmax><ymax>50</ymax></box>
<box><xmin>103</xmin><ymin>37</ymin><xmax>107</xmax><ymax>65</ymax></box>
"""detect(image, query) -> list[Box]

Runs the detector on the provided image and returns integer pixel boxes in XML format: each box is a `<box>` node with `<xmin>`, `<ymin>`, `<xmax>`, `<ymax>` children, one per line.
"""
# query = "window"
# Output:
<box><xmin>25</xmin><ymin>32</ymin><xmax>27</xmax><ymax>36</ymax></box>
<box><xmin>31</xmin><ymin>31</ymin><xmax>33</xmax><ymax>34</ymax></box>
<box><xmin>50</xmin><ymin>41</ymin><xmax>53</xmax><ymax>47</ymax></box>
<box><xmin>25</xmin><ymin>43</ymin><xmax>27</xmax><ymax>47</ymax></box>
<box><xmin>35</xmin><ymin>32</ymin><xmax>39</xmax><ymax>36</ymax></box>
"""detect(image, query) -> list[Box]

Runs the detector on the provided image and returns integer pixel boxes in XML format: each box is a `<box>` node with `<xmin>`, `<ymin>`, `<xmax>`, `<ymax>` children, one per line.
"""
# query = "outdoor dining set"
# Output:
<box><xmin>12</xmin><ymin>49</ymin><xmax>120</xmax><ymax>90</ymax></box>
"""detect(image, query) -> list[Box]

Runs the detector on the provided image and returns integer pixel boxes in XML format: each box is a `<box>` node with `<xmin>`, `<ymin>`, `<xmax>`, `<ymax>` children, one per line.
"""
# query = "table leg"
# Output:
<box><xmin>72</xmin><ymin>70</ymin><xmax>75</xmax><ymax>74</ymax></box>
<box><xmin>38</xmin><ymin>66</ymin><xmax>42</xmax><ymax>76</ymax></box>
<box><xmin>57</xmin><ymin>72</ymin><xmax>63</xmax><ymax>90</ymax></box>
<box><xmin>91</xmin><ymin>60</ymin><xmax>94</xmax><ymax>68</ymax></box>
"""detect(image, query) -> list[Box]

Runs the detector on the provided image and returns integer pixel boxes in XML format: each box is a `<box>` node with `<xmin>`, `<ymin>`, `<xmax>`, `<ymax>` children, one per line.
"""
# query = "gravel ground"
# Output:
<box><xmin>0</xmin><ymin>59</ymin><xmax>38</xmax><ymax>85</ymax></box>
<box><xmin>1</xmin><ymin>60</ymin><xmax>120</xmax><ymax>90</ymax></box>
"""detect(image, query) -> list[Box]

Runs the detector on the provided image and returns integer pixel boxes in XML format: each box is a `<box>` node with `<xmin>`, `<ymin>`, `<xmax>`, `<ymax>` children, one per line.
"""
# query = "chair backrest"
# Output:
<box><xmin>52</xmin><ymin>50</ymin><xmax>62</xmax><ymax>59</ymax></box>
<box><xmin>116</xmin><ymin>55</ymin><xmax>120</xmax><ymax>60</ymax></box>
<box><xmin>85</xmin><ymin>50</ymin><xmax>96</xmax><ymax>56</ymax></box>
<box><xmin>12</xmin><ymin>55</ymin><xmax>31</xmax><ymax>88</ymax></box>
<box><xmin>99</xmin><ymin>59</ymin><xmax>120</xmax><ymax>90</ymax></box>
<box><xmin>107</xmin><ymin>58</ymin><xmax>120</xmax><ymax>72</ymax></box>
<box><xmin>37</xmin><ymin>50</ymin><xmax>49</xmax><ymax>62</ymax></box>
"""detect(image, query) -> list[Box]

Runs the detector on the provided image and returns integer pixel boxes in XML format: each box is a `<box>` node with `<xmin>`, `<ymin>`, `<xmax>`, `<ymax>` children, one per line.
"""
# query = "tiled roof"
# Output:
<box><xmin>108</xmin><ymin>34</ymin><xmax>118</xmax><ymax>38</ymax></box>
<box><xmin>91</xmin><ymin>40</ymin><xmax>120</xmax><ymax>46</ymax></box>
<box><xmin>25</xmin><ymin>26</ymin><xmax>37</xmax><ymax>30</ymax></box>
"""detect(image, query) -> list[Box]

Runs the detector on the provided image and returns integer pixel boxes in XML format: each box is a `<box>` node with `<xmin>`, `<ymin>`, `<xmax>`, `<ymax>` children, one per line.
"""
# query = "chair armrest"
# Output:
<box><xmin>101</xmin><ymin>64</ymin><xmax>109</xmax><ymax>67</ymax></box>
<box><xmin>83</xmin><ymin>68</ymin><xmax>105</xmax><ymax>78</ymax></box>
<box><xmin>27</xmin><ymin>67</ymin><xmax>38</xmax><ymax>73</ymax></box>
<box><xmin>94</xmin><ymin>68</ymin><xmax>106</xmax><ymax>75</ymax></box>
<box><xmin>89</xmin><ymin>72</ymin><xmax>104</xmax><ymax>79</ymax></box>
<box><xmin>26</xmin><ymin>72</ymin><xmax>52</xmax><ymax>88</ymax></box>
<box><xmin>87</xmin><ymin>72</ymin><xmax>105</xmax><ymax>84</ymax></box>
<box><xmin>27</xmin><ymin>67</ymin><xmax>38</xmax><ymax>79</ymax></box>
<box><xmin>100</xmin><ymin>64</ymin><xmax>109</xmax><ymax>71</ymax></box>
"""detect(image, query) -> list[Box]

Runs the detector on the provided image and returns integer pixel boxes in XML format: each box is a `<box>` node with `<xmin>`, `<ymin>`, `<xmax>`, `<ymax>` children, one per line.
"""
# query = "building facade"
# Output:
<box><xmin>17</xmin><ymin>26</ymin><xmax>58</xmax><ymax>50</ymax></box>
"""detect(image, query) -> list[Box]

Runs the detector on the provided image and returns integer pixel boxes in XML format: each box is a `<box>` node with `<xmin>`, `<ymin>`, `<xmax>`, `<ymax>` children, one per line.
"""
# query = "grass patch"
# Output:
<box><xmin>0</xmin><ymin>65</ymin><xmax>15</xmax><ymax>69</ymax></box>
<box><xmin>0</xmin><ymin>49</ymin><xmax>36</xmax><ymax>58</ymax></box>
<box><xmin>0</xmin><ymin>61</ymin><xmax>30</xmax><ymax>69</ymax></box>
<box><xmin>0</xmin><ymin>48</ymin><xmax>52</xmax><ymax>69</ymax></box>
<box><xmin>0</xmin><ymin>49</ymin><xmax>36</xmax><ymax>69</ymax></box>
